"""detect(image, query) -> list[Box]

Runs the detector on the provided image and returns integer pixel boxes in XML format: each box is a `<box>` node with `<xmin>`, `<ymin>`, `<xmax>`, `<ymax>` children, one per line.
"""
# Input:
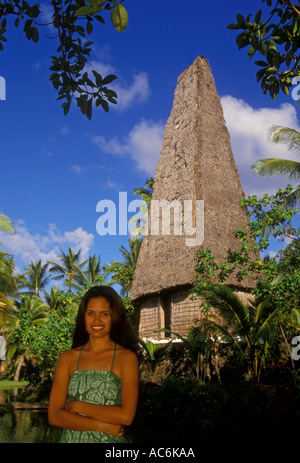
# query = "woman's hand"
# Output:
<box><xmin>65</xmin><ymin>401</ymin><xmax>79</xmax><ymax>414</ymax></box>
<box><xmin>65</xmin><ymin>401</ymin><xmax>124</xmax><ymax>436</ymax></box>
<box><xmin>101</xmin><ymin>423</ymin><xmax>124</xmax><ymax>436</ymax></box>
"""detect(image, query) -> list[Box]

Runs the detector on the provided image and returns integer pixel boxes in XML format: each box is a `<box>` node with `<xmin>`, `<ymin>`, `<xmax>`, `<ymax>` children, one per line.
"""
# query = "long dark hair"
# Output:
<box><xmin>72</xmin><ymin>285</ymin><xmax>138</xmax><ymax>353</ymax></box>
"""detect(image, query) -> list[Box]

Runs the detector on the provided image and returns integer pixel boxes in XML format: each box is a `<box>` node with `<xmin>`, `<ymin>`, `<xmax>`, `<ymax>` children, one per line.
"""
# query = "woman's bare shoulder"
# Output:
<box><xmin>57</xmin><ymin>347</ymin><xmax>82</xmax><ymax>367</ymax></box>
<box><xmin>117</xmin><ymin>345</ymin><xmax>138</xmax><ymax>363</ymax></box>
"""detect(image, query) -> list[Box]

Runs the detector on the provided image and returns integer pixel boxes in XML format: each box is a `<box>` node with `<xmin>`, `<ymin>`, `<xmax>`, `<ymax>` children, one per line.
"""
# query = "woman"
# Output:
<box><xmin>48</xmin><ymin>285</ymin><xmax>139</xmax><ymax>443</ymax></box>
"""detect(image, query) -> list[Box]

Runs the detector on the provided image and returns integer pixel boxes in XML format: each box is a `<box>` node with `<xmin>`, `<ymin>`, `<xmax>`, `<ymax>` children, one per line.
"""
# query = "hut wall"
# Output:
<box><xmin>138</xmin><ymin>288</ymin><xmax>254</xmax><ymax>340</ymax></box>
<box><xmin>138</xmin><ymin>289</ymin><xmax>201</xmax><ymax>340</ymax></box>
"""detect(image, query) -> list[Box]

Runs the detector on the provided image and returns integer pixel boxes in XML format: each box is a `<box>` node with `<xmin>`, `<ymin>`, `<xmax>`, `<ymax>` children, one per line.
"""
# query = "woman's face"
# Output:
<box><xmin>84</xmin><ymin>297</ymin><xmax>112</xmax><ymax>339</ymax></box>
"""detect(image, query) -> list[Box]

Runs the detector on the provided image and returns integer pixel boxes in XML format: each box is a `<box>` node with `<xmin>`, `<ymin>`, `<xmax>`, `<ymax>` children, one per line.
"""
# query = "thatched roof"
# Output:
<box><xmin>130</xmin><ymin>56</ymin><xmax>256</xmax><ymax>301</ymax></box>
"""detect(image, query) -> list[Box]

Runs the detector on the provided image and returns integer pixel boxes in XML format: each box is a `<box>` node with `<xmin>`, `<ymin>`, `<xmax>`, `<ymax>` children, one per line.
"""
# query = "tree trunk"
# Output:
<box><xmin>14</xmin><ymin>353</ymin><xmax>25</xmax><ymax>382</ymax></box>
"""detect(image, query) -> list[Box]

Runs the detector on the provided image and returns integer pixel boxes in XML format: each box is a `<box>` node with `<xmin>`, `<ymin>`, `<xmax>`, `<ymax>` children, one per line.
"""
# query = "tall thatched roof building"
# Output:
<box><xmin>130</xmin><ymin>56</ymin><xmax>255</xmax><ymax>340</ymax></box>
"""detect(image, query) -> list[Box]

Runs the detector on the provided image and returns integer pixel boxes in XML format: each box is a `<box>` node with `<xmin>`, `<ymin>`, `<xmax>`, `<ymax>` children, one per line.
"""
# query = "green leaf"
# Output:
<box><xmin>227</xmin><ymin>23</ymin><xmax>240</xmax><ymax>30</ymax></box>
<box><xmin>31</xmin><ymin>27</ymin><xmax>39</xmax><ymax>43</ymax></box>
<box><xmin>248</xmin><ymin>46</ymin><xmax>256</xmax><ymax>59</ymax></box>
<box><xmin>111</xmin><ymin>4</ymin><xmax>128</xmax><ymax>33</ymax></box>
<box><xmin>101</xmin><ymin>74</ymin><xmax>117</xmax><ymax>85</ymax></box>
<box><xmin>92</xmin><ymin>70</ymin><xmax>102</xmax><ymax>87</ymax></box>
<box><xmin>255</xmin><ymin>60</ymin><xmax>268</xmax><ymax>67</ymax></box>
<box><xmin>236</xmin><ymin>13</ymin><xmax>246</xmax><ymax>28</ymax></box>
<box><xmin>254</xmin><ymin>9</ymin><xmax>262</xmax><ymax>24</ymax></box>
<box><xmin>86</xmin><ymin>21</ymin><xmax>93</xmax><ymax>35</ymax></box>
<box><xmin>236</xmin><ymin>32</ymin><xmax>250</xmax><ymax>50</ymax></box>
<box><xmin>75</xmin><ymin>6</ymin><xmax>102</xmax><ymax>16</ymax></box>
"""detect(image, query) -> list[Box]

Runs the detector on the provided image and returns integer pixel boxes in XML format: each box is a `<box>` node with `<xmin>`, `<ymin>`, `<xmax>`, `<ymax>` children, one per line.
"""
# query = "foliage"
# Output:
<box><xmin>193</xmin><ymin>186</ymin><xmax>300</xmax><ymax>383</ymax></box>
<box><xmin>228</xmin><ymin>0</ymin><xmax>300</xmax><ymax>99</ymax></box>
<box><xmin>47</xmin><ymin>247</ymin><xmax>87</xmax><ymax>292</ymax></box>
<box><xmin>0</xmin><ymin>0</ymin><xmax>129</xmax><ymax>119</ymax></box>
<box><xmin>138</xmin><ymin>338</ymin><xmax>172</xmax><ymax>382</ymax></box>
<box><xmin>155</xmin><ymin>322</ymin><xmax>214</xmax><ymax>383</ymax></box>
<box><xmin>194</xmin><ymin>186</ymin><xmax>299</xmax><ymax>290</ymax></box>
<box><xmin>19</xmin><ymin>260</ymin><xmax>51</xmax><ymax>297</ymax></box>
<box><xmin>0</xmin><ymin>214</ymin><xmax>14</xmax><ymax>234</ymax></box>
<box><xmin>194</xmin><ymin>285</ymin><xmax>287</xmax><ymax>382</ymax></box>
<box><xmin>104</xmin><ymin>238</ymin><xmax>142</xmax><ymax>296</ymax></box>
<box><xmin>129</xmin><ymin>177</ymin><xmax>154</xmax><ymax>238</ymax></box>
<box><xmin>252</xmin><ymin>126</ymin><xmax>300</xmax><ymax>208</ymax></box>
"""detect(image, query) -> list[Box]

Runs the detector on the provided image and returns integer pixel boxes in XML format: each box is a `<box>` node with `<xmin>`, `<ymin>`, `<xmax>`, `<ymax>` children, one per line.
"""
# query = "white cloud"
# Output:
<box><xmin>221</xmin><ymin>96</ymin><xmax>300</xmax><ymax>196</ymax></box>
<box><xmin>0</xmin><ymin>222</ymin><xmax>94</xmax><ymax>269</ymax></box>
<box><xmin>113</xmin><ymin>72</ymin><xmax>150</xmax><ymax>110</ymax></box>
<box><xmin>92</xmin><ymin>118</ymin><xmax>164</xmax><ymax>175</ymax></box>
<box><xmin>85</xmin><ymin>59</ymin><xmax>150</xmax><ymax>111</ymax></box>
<box><xmin>70</xmin><ymin>164</ymin><xmax>107</xmax><ymax>174</ymax></box>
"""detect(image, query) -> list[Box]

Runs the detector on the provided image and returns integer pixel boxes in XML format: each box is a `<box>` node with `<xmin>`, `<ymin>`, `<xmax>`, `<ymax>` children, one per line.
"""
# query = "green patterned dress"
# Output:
<box><xmin>60</xmin><ymin>343</ymin><xmax>127</xmax><ymax>443</ymax></box>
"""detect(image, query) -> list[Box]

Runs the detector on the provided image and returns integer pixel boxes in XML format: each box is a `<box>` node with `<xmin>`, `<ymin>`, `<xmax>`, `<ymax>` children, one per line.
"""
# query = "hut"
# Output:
<box><xmin>130</xmin><ymin>56</ymin><xmax>255</xmax><ymax>340</ymax></box>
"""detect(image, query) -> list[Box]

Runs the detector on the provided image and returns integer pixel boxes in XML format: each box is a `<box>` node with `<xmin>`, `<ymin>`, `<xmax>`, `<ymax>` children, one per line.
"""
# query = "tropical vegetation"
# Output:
<box><xmin>0</xmin><ymin>1</ymin><xmax>129</xmax><ymax>119</ymax></box>
<box><xmin>252</xmin><ymin>126</ymin><xmax>300</xmax><ymax>208</ymax></box>
<box><xmin>228</xmin><ymin>0</ymin><xmax>300</xmax><ymax>100</ymax></box>
<box><xmin>0</xmin><ymin>173</ymin><xmax>299</xmax><ymax>400</ymax></box>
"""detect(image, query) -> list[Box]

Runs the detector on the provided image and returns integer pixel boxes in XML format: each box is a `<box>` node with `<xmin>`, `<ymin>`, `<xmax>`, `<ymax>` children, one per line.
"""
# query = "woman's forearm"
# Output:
<box><xmin>49</xmin><ymin>407</ymin><xmax>110</xmax><ymax>432</ymax></box>
<box><xmin>70</xmin><ymin>401</ymin><xmax>133</xmax><ymax>426</ymax></box>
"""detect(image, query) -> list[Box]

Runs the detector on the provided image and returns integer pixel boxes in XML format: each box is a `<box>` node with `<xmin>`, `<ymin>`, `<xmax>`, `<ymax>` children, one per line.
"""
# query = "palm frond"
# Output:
<box><xmin>198</xmin><ymin>285</ymin><xmax>251</xmax><ymax>335</ymax></box>
<box><xmin>0</xmin><ymin>215</ymin><xmax>14</xmax><ymax>234</ymax></box>
<box><xmin>252</xmin><ymin>158</ymin><xmax>300</xmax><ymax>181</ymax></box>
<box><xmin>270</xmin><ymin>126</ymin><xmax>300</xmax><ymax>153</ymax></box>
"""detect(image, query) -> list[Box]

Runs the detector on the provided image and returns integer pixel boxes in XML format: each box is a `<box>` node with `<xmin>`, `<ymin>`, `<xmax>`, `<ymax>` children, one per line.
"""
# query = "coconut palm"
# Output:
<box><xmin>196</xmin><ymin>284</ymin><xmax>290</xmax><ymax>382</ymax></box>
<box><xmin>0</xmin><ymin>214</ymin><xmax>14</xmax><ymax>234</ymax></box>
<box><xmin>0</xmin><ymin>213</ymin><xmax>17</xmax><ymax>305</ymax></box>
<box><xmin>47</xmin><ymin>247</ymin><xmax>86</xmax><ymax>292</ymax></box>
<box><xmin>0</xmin><ymin>251</ymin><xmax>18</xmax><ymax>297</ymax></box>
<box><xmin>133</xmin><ymin>177</ymin><xmax>154</xmax><ymax>207</ymax></box>
<box><xmin>74</xmin><ymin>254</ymin><xmax>105</xmax><ymax>288</ymax></box>
<box><xmin>2</xmin><ymin>295</ymin><xmax>49</xmax><ymax>381</ymax></box>
<box><xmin>19</xmin><ymin>260</ymin><xmax>51</xmax><ymax>297</ymax></box>
<box><xmin>118</xmin><ymin>239</ymin><xmax>142</xmax><ymax>274</ymax></box>
<box><xmin>105</xmin><ymin>239</ymin><xmax>142</xmax><ymax>296</ymax></box>
<box><xmin>129</xmin><ymin>177</ymin><xmax>154</xmax><ymax>238</ymax></box>
<box><xmin>44</xmin><ymin>285</ymin><xmax>64</xmax><ymax>311</ymax></box>
<box><xmin>252</xmin><ymin>126</ymin><xmax>300</xmax><ymax>207</ymax></box>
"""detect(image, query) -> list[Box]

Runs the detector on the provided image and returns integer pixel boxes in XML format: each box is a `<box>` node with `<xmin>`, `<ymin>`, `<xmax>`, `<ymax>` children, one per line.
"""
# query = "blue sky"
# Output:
<box><xmin>0</xmin><ymin>0</ymin><xmax>299</xmax><ymax>283</ymax></box>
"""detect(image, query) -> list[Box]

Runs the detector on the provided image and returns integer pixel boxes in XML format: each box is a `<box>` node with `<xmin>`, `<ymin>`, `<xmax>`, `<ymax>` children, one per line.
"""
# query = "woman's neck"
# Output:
<box><xmin>84</xmin><ymin>336</ymin><xmax>115</xmax><ymax>353</ymax></box>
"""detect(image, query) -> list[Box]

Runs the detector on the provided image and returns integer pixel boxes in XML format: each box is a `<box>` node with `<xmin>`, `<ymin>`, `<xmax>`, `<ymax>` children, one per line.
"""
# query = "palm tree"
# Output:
<box><xmin>2</xmin><ymin>295</ymin><xmax>49</xmax><ymax>381</ymax></box>
<box><xmin>118</xmin><ymin>239</ymin><xmax>142</xmax><ymax>274</ymax></box>
<box><xmin>0</xmin><ymin>252</ymin><xmax>18</xmax><ymax>300</ymax></box>
<box><xmin>47</xmin><ymin>247</ymin><xmax>86</xmax><ymax>292</ymax></box>
<box><xmin>44</xmin><ymin>286</ymin><xmax>64</xmax><ymax>311</ymax></box>
<box><xmin>129</xmin><ymin>177</ymin><xmax>154</xmax><ymax>238</ymax></box>
<box><xmin>105</xmin><ymin>239</ymin><xmax>142</xmax><ymax>296</ymax></box>
<box><xmin>196</xmin><ymin>284</ymin><xmax>288</xmax><ymax>382</ymax></box>
<box><xmin>74</xmin><ymin>254</ymin><xmax>105</xmax><ymax>288</ymax></box>
<box><xmin>133</xmin><ymin>177</ymin><xmax>154</xmax><ymax>207</ymax></box>
<box><xmin>19</xmin><ymin>260</ymin><xmax>51</xmax><ymax>297</ymax></box>
<box><xmin>0</xmin><ymin>213</ymin><xmax>17</xmax><ymax>305</ymax></box>
<box><xmin>0</xmin><ymin>214</ymin><xmax>14</xmax><ymax>234</ymax></box>
<box><xmin>252</xmin><ymin>126</ymin><xmax>300</xmax><ymax>207</ymax></box>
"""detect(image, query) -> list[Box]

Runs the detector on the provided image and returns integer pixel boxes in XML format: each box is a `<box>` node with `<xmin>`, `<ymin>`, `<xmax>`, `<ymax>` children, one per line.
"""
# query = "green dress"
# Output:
<box><xmin>60</xmin><ymin>343</ymin><xmax>127</xmax><ymax>443</ymax></box>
